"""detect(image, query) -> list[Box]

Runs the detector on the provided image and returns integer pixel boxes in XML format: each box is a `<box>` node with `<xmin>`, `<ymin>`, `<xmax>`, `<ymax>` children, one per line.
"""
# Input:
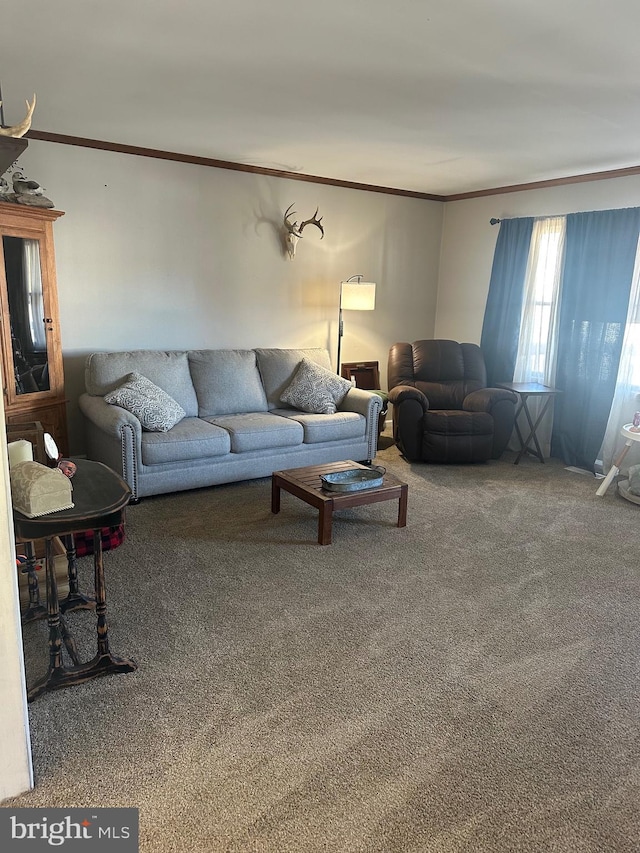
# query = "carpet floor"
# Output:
<box><xmin>4</xmin><ymin>437</ymin><xmax>640</xmax><ymax>852</ymax></box>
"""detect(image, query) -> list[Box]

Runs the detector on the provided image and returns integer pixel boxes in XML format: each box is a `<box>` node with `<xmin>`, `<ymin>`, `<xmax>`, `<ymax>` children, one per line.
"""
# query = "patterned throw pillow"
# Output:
<box><xmin>104</xmin><ymin>372</ymin><xmax>186</xmax><ymax>432</ymax></box>
<box><xmin>280</xmin><ymin>358</ymin><xmax>353</xmax><ymax>414</ymax></box>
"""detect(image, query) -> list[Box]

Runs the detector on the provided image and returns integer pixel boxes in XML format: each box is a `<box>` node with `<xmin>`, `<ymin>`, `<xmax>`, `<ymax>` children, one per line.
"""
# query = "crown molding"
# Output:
<box><xmin>445</xmin><ymin>165</ymin><xmax>640</xmax><ymax>200</ymax></box>
<box><xmin>25</xmin><ymin>130</ymin><xmax>640</xmax><ymax>202</ymax></box>
<box><xmin>25</xmin><ymin>130</ymin><xmax>446</xmax><ymax>201</ymax></box>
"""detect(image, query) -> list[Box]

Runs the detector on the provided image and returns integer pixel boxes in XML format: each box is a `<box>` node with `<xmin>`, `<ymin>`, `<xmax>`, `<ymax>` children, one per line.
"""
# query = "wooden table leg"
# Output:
<box><xmin>20</xmin><ymin>540</ymin><xmax>47</xmax><ymax>624</ymax></box>
<box><xmin>78</xmin><ymin>529</ymin><xmax>137</xmax><ymax>675</ymax></box>
<box><xmin>20</xmin><ymin>538</ymin><xmax>80</xmax><ymax>666</ymax></box>
<box><xmin>397</xmin><ymin>484</ymin><xmax>408</xmax><ymax>527</ymax></box>
<box><xmin>518</xmin><ymin>395</ymin><xmax>553</xmax><ymax>463</ymax></box>
<box><xmin>271</xmin><ymin>477</ymin><xmax>281</xmax><ymax>514</ymax></box>
<box><xmin>512</xmin><ymin>399</ymin><xmax>527</xmax><ymax>464</ymax></box>
<box><xmin>59</xmin><ymin>533</ymin><xmax>95</xmax><ymax>614</ymax></box>
<box><xmin>28</xmin><ymin>532</ymin><xmax>137</xmax><ymax>701</ymax></box>
<box><xmin>28</xmin><ymin>538</ymin><xmax>67</xmax><ymax>701</ymax></box>
<box><xmin>318</xmin><ymin>502</ymin><xmax>333</xmax><ymax>545</ymax></box>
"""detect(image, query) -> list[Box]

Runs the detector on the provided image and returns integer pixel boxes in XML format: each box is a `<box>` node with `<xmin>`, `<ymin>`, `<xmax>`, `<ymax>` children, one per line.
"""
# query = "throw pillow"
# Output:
<box><xmin>280</xmin><ymin>358</ymin><xmax>352</xmax><ymax>415</ymax></box>
<box><xmin>104</xmin><ymin>372</ymin><xmax>186</xmax><ymax>432</ymax></box>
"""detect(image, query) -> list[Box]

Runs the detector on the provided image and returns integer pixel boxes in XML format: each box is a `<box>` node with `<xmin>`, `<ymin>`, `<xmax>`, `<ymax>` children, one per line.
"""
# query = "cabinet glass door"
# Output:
<box><xmin>2</xmin><ymin>235</ymin><xmax>51</xmax><ymax>396</ymax></box>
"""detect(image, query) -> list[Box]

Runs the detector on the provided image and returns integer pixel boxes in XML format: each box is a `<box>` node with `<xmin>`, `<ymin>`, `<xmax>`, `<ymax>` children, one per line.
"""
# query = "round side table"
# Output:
<box><xmin>596</xmin><ymin>423</ymin><xmax>640</xmax><ymax>497</ymax></box>
<box><xmin>14</xmin><ymin>459</ymin><xmax>137</xmax><ymax>700</ymax></box>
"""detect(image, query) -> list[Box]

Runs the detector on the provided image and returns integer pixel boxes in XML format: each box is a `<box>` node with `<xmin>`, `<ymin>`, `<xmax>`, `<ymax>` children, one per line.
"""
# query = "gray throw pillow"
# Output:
<box><xmin>104</xmin><ymin>372</ymin><xmax>186</xmax><ymax>432</ymax></box>
<box><xmin>280</xmin><ymin>358</ymin><xmax>352</xmax><ymax>414</ymax></box>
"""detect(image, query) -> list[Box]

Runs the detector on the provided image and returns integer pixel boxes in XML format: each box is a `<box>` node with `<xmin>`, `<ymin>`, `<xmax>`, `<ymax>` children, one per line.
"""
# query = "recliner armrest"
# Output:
<box><xmin>388</xmin><ymin>384</ymin><xmax>429</xmax><ymax>410</ymax></box>
<box><xmin>463</xmin><ymin>387</ymin><xmax>518</xmax><ymax>459</ymax></box>
<box><xmin>463</xmin><ymin>387</ymin><xmax>517</xmax><ymax>414</ymax></box>
<box><xmin>387</xmin><ymin>384</ymin><xmax>428</xmax><ymax>462</ymax></box>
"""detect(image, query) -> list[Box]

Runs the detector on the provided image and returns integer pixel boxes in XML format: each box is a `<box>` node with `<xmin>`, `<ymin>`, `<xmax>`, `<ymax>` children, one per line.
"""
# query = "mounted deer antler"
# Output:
<box><xmin>283</xmin><ymin>204</ymin><xmax>324</xmax><ymax>258</ymax></box>
<box><xmin>298</xmin><ymin>208</ymin><xmax>324</xmax><ymax>239</ymax></box>
<box><xmin>0</xmin><ymin>94</ymin><xmax>36</xmax><ymax>138</ymax></box>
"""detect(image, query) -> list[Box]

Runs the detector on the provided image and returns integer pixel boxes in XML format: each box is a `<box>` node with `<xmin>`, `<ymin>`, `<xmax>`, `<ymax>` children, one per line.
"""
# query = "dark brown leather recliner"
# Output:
<box><xmin>387</xmin><ymin>340</ymin><xmax>517</xmax><ymax>463</ymax></box>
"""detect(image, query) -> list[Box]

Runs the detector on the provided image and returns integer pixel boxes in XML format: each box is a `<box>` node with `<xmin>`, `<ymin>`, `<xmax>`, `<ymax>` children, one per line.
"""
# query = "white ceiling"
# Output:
<box><xmin>3</xmin><ymin>0</ymin><xmax>640</xmax><ymax>197</ymax></box>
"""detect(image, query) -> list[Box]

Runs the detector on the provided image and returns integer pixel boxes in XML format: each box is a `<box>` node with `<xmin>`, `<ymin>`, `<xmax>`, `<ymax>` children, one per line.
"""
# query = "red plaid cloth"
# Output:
<box><xmin>73</xmin><ymin>525</ymin><xmax>125</xmax><ymax>557</ymax></box>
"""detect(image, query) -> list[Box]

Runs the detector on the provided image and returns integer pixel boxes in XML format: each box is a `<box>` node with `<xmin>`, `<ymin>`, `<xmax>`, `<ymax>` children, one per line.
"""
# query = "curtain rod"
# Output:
<box><xmin>491</xmin><ymin>205</ymin><xmax>640</xmax><ymax>226</ymax></box>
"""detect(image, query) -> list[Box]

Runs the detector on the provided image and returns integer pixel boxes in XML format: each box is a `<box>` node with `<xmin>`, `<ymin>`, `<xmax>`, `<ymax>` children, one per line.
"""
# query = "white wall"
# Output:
<box><xmin>0</xmin><ymin>391</ymin><xmax>33</xmax><ymax>801</ymax></box>
<box><xmin>436</xmin><ymin>174</ymin><xmax>640</xmax><ymax>342</ymax></box>
<box><xmin>18</xmin><ymin>141</ymin><xmax>443</xmax><ymax>453</ymax></box>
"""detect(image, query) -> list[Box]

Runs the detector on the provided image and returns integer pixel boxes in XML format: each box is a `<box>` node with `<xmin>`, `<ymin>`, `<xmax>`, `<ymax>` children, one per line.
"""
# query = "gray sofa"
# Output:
<box><xmin>78</xmin><ymin>347</ymin><xmax>382</xmax><ymax>500</ymax></box>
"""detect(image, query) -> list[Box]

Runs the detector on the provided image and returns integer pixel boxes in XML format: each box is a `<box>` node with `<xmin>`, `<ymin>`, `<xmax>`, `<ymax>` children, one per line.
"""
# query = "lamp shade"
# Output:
<box><xmin>340</xmin><ymin>281</ymin><xmax>376</xmax><ymax>311</ymax></box>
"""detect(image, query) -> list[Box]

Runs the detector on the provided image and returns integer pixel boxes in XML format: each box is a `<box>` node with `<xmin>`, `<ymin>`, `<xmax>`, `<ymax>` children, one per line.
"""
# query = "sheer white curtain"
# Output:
<box><xmin>511</xmin><ymin>216</ymin><xmax>565</xmax><ymax>454</ymax></box>
<box><xmin>23</xmin><ymin>239</ymin><xmax>46</xmax><ymax>351</ymax></box>
<box><xmin>598</xmin><ymin>235</ymin><xmax>640</xmax><ymax>475</ymax></box>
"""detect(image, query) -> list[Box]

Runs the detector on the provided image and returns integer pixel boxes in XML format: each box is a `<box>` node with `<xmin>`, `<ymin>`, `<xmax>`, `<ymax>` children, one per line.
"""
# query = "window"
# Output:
<box><xmin>513</xmin><ymin>217</ymin><xmax>565</xmax><ymax>386</ymax></box>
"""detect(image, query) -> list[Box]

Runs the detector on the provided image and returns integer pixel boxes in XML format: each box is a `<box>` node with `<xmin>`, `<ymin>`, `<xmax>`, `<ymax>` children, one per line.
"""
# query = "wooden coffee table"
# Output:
<box><xmin>271</xmin><ymin>460</ymin><xmax>408</xmax><ymax>545</ymax></box>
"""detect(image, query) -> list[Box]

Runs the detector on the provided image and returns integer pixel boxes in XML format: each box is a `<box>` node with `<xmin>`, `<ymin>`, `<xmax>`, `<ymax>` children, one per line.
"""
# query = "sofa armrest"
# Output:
<box><xmin>339</xmin><ymin>386</ymin><xmax>378</xmax><ymax>416</ymax></box>
<box><xmin>79</xmin><ymin>392</ymin><xmax>141</xmax><ymax>437</ymax></box>
<box><xmin>78</xmin><ymin>393</ymin><xmax>142</xmax><ymax>498</ymax></box>
<box><xmin>339</xmin><ymin>387</ymin><xmax>382</xmax><ymax>462</ymax></box>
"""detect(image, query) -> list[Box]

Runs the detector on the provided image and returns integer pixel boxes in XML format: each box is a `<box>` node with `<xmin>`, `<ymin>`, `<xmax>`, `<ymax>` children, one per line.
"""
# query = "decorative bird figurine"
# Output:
<box><xmin>12</xmin><ymin>170</ymin><xmax>43</xmax><ymax>195</ymax></box>
<box><xmin>11</xmin><ymin>169</ymin><xmax>54</xmax><ymax>208</ymax></box>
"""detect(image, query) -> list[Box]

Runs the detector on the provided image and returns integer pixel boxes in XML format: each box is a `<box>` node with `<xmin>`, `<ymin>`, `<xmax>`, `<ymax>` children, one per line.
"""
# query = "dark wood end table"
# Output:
<box><xmin>14</xmin><ymin>458</ymin><xmax>137</xmax><ymax>701</ymax></box>
<box><xmin>272</xmin><ymin>460</ymin><xmax>408</xmax><ymax>545</ymax></box>
<box><xmin>495</xmin><ymin>381</ymin><xmax>561</xmax><ymax>464</ymax></box>
<box><xmin>340</xmin><ymin>361</ymin><xmax>388</xmax><ymax>436</ymax></box>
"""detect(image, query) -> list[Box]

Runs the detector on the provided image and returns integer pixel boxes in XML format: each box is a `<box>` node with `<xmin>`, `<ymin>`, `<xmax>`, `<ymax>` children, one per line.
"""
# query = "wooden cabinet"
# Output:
<box><xmin>0</xmin><ymin>203</ymin><xmax>68</xmax><ymax>455</ymax></box>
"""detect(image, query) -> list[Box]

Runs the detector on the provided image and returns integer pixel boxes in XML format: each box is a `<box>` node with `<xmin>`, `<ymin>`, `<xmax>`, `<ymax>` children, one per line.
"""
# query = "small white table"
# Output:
<box><xmin>596</xmin><ymin>424</ymin><xmax>640</xmax><ymax>496</ymax></box>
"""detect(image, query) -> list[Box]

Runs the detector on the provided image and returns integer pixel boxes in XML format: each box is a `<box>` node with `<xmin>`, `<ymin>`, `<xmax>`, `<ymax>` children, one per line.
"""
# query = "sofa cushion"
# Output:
<box><xmin>280</xmin><ymin>357</ymin><xmax>352</xmax><ymax>415</ymax></box>
<box><xmin>271</xmin><ymin>409</ymin><xmax>365</xmax><ymax>444</ymax></box>
<box><xmin>104</xmin><ymin>373</ymin><xmax>186</xmax><ymax>432</ymax></box>
<box><xmin>189</xmin><ymin>350</ymin><xmax>268</xmax><ymax>416</ymax></box>
<box><xmin>207</xmin><ymin>412</ymin><xmax>303</xmax><ymax>453</ymax></box>
<box><xmin>86</xmin><ymin>351</ymin><xmax>199</xmax><ymax>417</ymax></box>
<box><xmin>254</xmin><ymin>348</ymin><xmax>333</xmax><ymax>409</ymax></box>
<box><xmin>141</xmin><ymin>417</ymin><xmax>231</xmax><ymax>465</ymax></box>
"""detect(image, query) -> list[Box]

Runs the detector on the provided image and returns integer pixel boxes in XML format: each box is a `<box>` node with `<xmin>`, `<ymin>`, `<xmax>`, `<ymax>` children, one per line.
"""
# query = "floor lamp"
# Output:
<box><xmin>336</xmin><ymin>275</ymin><xmax>377</xmax><ymax>373</ymax></box>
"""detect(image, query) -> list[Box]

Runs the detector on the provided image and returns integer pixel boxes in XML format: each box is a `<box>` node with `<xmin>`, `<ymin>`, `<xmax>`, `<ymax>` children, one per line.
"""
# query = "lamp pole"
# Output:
<box><xmin>336</xmin><ymin>275</ymin><xmax>363</xmax><ymax>374</ymax></box>
<box><xmin>336</xmin><ymin>285</ymin><xmax>344</xmax><ymax>374</ymax></box>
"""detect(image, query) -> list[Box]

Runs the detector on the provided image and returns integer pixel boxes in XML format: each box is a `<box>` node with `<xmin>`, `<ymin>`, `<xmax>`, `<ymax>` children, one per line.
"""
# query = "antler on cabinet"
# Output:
<box><xmin>0</xmin><ymin>94</ymin><xmax>36</xmax><ymax>138</ymax></box>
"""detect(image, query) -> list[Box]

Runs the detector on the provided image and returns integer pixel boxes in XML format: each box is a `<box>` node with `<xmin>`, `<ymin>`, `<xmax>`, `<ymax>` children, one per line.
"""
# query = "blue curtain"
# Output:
<box><xmin>480</xmin><ymin>217</ymin><xmax>534</xmax><ymax>386</ymax></box>
<box><xmin>551</xmin><ymin>207</ymin><xmax>640</xmax><ymax>470</ymax></box>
